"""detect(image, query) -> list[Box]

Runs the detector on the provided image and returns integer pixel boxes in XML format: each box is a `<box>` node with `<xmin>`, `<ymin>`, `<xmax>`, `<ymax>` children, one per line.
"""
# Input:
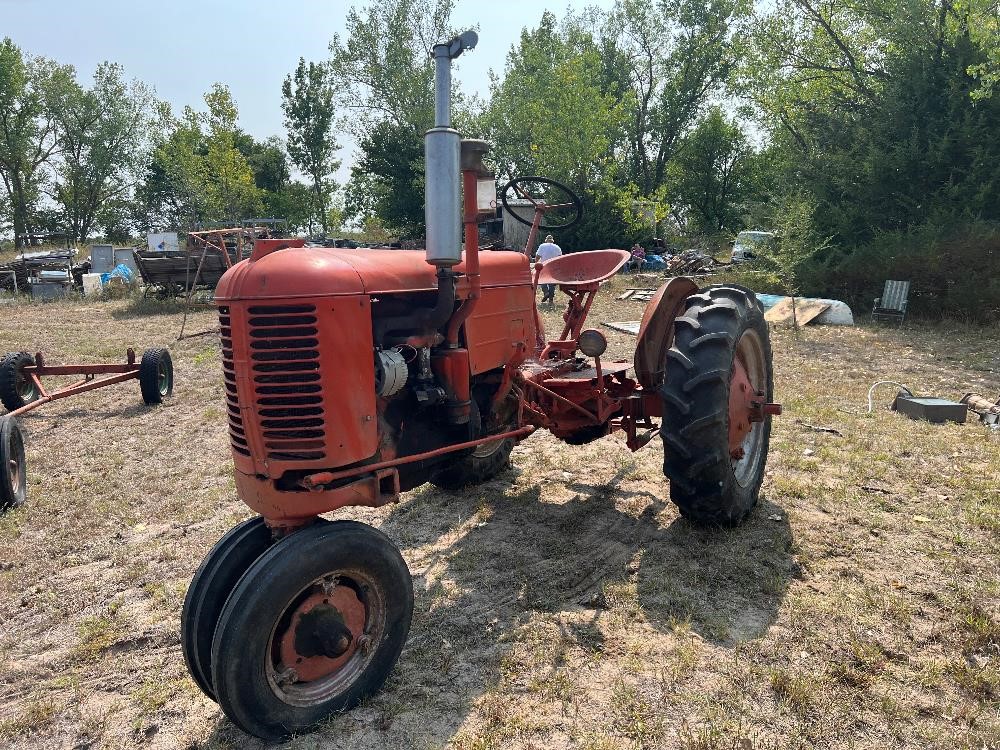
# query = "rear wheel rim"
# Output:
<box><xmin>6</xmin><ymin>426</ymin><xmax>23</xmax><ymax>496</ymax></box>
<box><xmin>731</xmin><ymin>329</ymin><xmax>767</xmax><ymax>487</ymax></box>
<box><xmin>265</xmin><ymin>569</ymin><xmax>385</xmax><ymax>707</ymax></box>
<box><xmin>157</xmin><ymin>361</ymin><xmax>170</xmax><ymax>395</ymax></box>
<box><xmin>16</xmin><ymin>371</ymin><xmax>36</xmax><ymax>401</ymax></box>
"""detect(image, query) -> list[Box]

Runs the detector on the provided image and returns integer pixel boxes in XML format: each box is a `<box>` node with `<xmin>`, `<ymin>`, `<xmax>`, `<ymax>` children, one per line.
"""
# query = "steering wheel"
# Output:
<box><xmin>500</xmin><ymin>176</ymin><xmax>583</xmax><ymax>231</ymax></box>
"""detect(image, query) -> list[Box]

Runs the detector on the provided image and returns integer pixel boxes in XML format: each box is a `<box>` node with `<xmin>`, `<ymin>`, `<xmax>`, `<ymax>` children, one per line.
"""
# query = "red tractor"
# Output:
<box><xmin>182</xmin><ymin>32</ymin><xmax>780</xmax><ymax>740</ymax></box>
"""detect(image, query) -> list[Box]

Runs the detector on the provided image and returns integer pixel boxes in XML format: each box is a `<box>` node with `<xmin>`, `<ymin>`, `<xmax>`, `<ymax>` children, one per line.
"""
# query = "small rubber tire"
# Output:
<box><xmin>430</xmin><ymin>437</ymin><xmax>514</xmax><ymax>490</ymax></box>
<box><xmin>0</xmin><ymin>415</ymin><xmax>27</xmax><ymax>511</ymax></box>
<box><xmin>181</xmin><ymin>516</ymin><xmax>275</xmax><ymax>701</ymax></box>
<box><xmin>659</xmin><ymin>284</ymin><xmax>774</xmax><ymax>525</ymax></box>
<box><xmin>210</xmin><ymin>520</ymin><xmax>413</xmax><ymax>741</ymax></box>
<box><xmin>0</xmin><ymin>352</ymin><xmax>39</xmax><ymax>412</ymax></box>
<box><xmin>139</xmin><ymin>348</ymin><xmax>173</xmax><ymax>405</ymax></box>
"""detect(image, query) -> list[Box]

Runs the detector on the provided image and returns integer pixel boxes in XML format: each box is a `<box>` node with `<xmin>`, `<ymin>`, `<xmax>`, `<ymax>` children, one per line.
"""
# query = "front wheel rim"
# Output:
<box><xmin>265</xmin><ymin>569</ymin><xmax>385</xmax><ymax>707</ymax></box>
<box><xmin>472</xmin><ymin>438</ymin><xmax>505</xmax><ymax>458</ymax></box>
<box><xmin>16</xmin><ymin>371</ymin><xmax>36</xmax><ymax>402</ymax></box>
<box><xmin>6</xmin><ymin>425</ymin><xmax>23</xmax><ymax>497</ymax></box>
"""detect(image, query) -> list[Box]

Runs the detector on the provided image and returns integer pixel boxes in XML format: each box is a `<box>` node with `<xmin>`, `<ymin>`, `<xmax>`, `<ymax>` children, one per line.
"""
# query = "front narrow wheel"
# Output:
<box><xmin>210</xmin><ymin>520</ymin><xmax>413</xmax><ymax>741</ymax></box>
<box><xmin>660</xmin><ymin>285</ymin><xmax>774</xmax><ymax>525</ymax></box>
<box><xmin>181</xmin><ymin>516</ymin><xmax>274</xmax><ymax>700</ymax></box>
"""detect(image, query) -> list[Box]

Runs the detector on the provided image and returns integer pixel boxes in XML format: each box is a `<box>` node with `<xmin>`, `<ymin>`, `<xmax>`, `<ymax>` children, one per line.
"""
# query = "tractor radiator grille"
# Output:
<box><xmin>219</xmin><ymin>306</ymin><xmax>250</xmax><ymax>458</ymax></box>
<box><xmin>220</xmin><ymin>304</ymin><xmax>328</xmax><ymax>465</ymax></box>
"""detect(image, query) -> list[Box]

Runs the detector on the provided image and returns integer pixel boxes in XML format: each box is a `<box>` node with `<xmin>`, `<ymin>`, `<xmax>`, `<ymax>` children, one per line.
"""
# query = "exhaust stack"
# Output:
<box><xmin>424</xmin><ymin>31</ymin><xmax>478</xmax><ymax>268</ymax></box>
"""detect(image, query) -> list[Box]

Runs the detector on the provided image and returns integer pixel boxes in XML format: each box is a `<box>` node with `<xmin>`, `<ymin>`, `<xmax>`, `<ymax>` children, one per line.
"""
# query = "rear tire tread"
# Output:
<box><xmin>659</xmin><ymin>284</ymin><xmax>773</xmax><ymax>526</ymax></box>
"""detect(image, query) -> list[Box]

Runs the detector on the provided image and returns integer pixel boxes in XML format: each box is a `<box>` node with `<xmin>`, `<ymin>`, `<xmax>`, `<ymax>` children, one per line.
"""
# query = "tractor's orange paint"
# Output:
<box><xmin>464</xmin><ymin>284</ymin><xmax>536</xmax><ymax>373</ymax></box>
<box><xmin>217</xmin><ymin>247</ymin><xmax>530</xmax><ymax>301</ymax></box>
<box><xmin>220</xmin><ymin>295</ymin><xmax>378</xmax><ymax>478</ymax></box>
<box><xmin>728</xmin><ymin>355</ymin><xmax>755</xmax><ymax>457</ymax></box>
<box><xmin>536</xmin><ymin>248</ymin><xmax>629</xmax><ymax>287</ymax></box>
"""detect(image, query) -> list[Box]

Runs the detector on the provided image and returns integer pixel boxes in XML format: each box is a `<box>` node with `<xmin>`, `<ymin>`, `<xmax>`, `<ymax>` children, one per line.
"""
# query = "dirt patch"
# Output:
<box><xmin>1</xmin><ymin>280</ymin><xmax>998</xmax><ymax>749</ymax></box>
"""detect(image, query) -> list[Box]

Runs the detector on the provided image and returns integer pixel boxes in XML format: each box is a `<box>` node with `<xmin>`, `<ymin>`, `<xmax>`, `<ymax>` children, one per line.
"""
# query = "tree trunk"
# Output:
<box><xmin>313</xmin><ymin>175</ymin><xmax>327</xmax><ymax>235</ymax></box>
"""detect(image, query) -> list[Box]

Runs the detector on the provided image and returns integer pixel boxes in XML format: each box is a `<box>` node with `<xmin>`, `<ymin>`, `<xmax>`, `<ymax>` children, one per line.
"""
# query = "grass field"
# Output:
<box><xmin>0</xmin><ymin>276</ymin><xmax>998</xmax><ymax>750</ymax></box>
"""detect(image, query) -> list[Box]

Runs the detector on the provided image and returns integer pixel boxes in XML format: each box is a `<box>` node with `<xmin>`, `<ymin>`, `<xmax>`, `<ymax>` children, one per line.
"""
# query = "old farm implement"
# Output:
<box><xmin>0</xmin><ymin>348</ymin><xmax>174</xmax><ymax>510</ymax></box>
<box><xmin>179</xmin><ymin>31</ymin><xmax>780</xmax><ymax>740</ymax></box>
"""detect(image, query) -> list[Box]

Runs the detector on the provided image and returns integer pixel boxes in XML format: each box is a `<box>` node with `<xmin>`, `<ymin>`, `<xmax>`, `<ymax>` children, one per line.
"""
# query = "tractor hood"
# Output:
<box><xmin>215</xmin><ymin>247</ymin><xmax>530</xmax><ymax>301</ymax></box>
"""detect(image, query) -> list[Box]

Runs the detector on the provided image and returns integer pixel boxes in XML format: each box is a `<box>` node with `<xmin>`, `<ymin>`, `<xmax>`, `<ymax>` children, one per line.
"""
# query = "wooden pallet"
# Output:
<box><xmin>617</xmin><ymin>288</ymin><xmax>658</xmax><ymax>302</ymax></box>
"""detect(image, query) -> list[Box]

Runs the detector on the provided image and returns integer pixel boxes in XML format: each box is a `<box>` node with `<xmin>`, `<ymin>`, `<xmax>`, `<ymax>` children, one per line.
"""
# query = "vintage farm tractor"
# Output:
<box><xmin>182</xmin><ymin>32</ymin><xmax>780</xmax><ymax>740</ymax></box>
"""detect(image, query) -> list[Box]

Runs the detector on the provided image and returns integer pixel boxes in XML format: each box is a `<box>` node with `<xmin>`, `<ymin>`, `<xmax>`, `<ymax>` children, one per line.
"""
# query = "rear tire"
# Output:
<box><xmin>0</xmin><ymin>415</ymin><xmax>27</xmax><ymax>511</ymax></box>
<box><xmin>430</xmin><ymin>437</ymin><xmax>514</xmax><ymax>490</ymax></box>
<box><xmin>659</xmin><ymin>285</ymin><xmax>773</xmax><ymax>525</ymax></box>
<box><xmin>0</xmin><ymin>352</ymin><xmax>39</xmax><ymax>412</ymax></box>
<box><xmin>181</xmin><ymin>516</ymin><xmax>275</xmax><ymax>701</ymax></box>
<box><xmin>210</xmin><ymin>520</ymin><xmax>413</xmax><ymax>741</ymax></box>
<box><xmin>139</xmin><ymin>348</ymin><xmax>173</xmax><ymax>405</ymax></box>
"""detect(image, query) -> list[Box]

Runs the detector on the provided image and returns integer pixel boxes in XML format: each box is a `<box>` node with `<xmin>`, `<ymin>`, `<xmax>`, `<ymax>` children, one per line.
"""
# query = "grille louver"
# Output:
<box><xmin>219</xmin><ymin>306</ymin><xmax>250</xmax><ymax>457</ymax></box>
<box><xmin>246</xmin><ymin>305</ymin><xmax>326</xmax><ymax>462</ymax></box>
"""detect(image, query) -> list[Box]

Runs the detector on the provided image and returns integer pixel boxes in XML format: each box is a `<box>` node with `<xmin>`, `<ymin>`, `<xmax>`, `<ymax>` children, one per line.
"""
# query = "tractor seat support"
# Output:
<box><xmin>536</xmin><ymin>249</ymin><xmax>630</xmax><ymax>288</ymax></box>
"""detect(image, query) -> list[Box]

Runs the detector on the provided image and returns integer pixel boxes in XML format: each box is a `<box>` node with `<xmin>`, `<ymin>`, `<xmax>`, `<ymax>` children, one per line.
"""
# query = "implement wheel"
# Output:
<box><xmin>0</xmin><ymin>415</ymin><xmax>27</xmax><ymax>511</ymax></box>
<box><xmin>210</xmin><ymin>520</ymin><xmax>413</xmax><ymax>741</ymax></box>
<box><xmin>0</xmin><ymin>352</ymin><xmax>40</xmax><ymax>412</ymax></box>
<box><xmin>660</xmin><ymin>285</ymin><xmax>775</xmax><ymax>525</ymax></box>
<box><xmin>181</xmin><ymin>516</ymin><xmax>275</xmax><ymax>700</ymax></box>
<box><xmin>139</xmin><ymin>348</ymin><xmax>173</xmax><ymax>405</ymax></box>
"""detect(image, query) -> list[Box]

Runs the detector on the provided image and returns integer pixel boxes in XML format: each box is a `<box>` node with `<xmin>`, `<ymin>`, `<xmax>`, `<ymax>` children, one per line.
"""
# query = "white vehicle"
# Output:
<box><xmin>731</xmin><ymin>230</ymin><xmax>775</xmax><ymax>263</ymax></box>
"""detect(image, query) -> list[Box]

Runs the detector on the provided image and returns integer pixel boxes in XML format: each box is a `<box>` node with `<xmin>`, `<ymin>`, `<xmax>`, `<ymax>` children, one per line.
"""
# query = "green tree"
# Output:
<box><xmin>344</xmin><ymin>121</ymin><xmax>424</xmax><ymax>236</ymax></box>
<box><xmin>140</xmin><ymin>85</ymin><xmax>261</xmax><ymax>229</ymax></box>
<box><xmin>330</xmin><ymin>0</ymin><xmax>456</xmax><ymax>233</ymax></box>
<box><xmin>0</xmin><ymin>38</ymin><xmax>74</xmax><ymax>247</ymax></box>
<box><xmin>52</xmin><ymin>62</ymin><xmax>163</xmax><ymax>241</ymax></box>
<box><xmin>603</xmin><ymin>0</ymin><xmax>749</xmax><ymax>195</ymax></box>
<box><xmin>282</xmin><ymin>58</ymin><xmax>340</xmax><ymax>235</ymax></box>
<box><xmin>666</xmin><ymin>107</ymin><xmax>757</xmax><ymax>233</ymax></box>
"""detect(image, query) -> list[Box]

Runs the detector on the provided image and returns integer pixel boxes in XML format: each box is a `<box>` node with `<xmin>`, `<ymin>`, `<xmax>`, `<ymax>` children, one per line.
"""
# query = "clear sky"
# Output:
<box><xmin>1</xmin><ymin>0</ymin><xmax>614</xmax><ymax>178</ymax></box>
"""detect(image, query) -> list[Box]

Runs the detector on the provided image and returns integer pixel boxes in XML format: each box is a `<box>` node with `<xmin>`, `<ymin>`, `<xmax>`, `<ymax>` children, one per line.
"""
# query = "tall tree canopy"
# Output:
<box><xmin>0</xmin><ymin>38</ymin><xmax>74</xmax><ymax>247</ymax></box>
<box><xmin>331</xmin><ymin>0</ymin><xmax>456</xmax><ymax>236</ymax></box>
<box><xmin>282</xmin><ymin>58</ymin><xmax>340</xmax><ymax>234</ymax></box>
<box><xmin>52</xmin><ymin>62</ymin><xmax>164</xmax><ymax>242</ymax></box>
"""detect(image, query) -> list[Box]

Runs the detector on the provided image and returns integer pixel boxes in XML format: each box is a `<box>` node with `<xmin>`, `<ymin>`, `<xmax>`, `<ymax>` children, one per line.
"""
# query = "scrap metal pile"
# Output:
<box><xmin>0</xmin><ymin>249</ymin><xmax>85</xmax><ymax>296</ymax></box>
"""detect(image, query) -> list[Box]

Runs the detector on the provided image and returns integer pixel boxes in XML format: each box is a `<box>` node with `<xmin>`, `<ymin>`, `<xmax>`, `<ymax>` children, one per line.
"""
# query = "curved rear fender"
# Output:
<box><xmin>633</xmin><ymin>277</ymin><xmax>699</xmax><ymax>390</ymax></box>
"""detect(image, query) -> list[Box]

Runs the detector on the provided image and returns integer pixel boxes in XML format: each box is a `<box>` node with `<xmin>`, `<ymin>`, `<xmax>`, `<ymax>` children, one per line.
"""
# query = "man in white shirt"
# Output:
<box><xmin>534</xmin><ymin>234</ymin><xmax>562</xmax><ymax>303</ymax></box>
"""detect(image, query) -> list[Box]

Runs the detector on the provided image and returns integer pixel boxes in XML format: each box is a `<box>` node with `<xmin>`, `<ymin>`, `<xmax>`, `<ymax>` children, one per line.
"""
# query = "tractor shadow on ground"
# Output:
<box><xmin>206</xmin><ymin>467</ymin><xmax>795</xmax><ymax>749</ymax></box>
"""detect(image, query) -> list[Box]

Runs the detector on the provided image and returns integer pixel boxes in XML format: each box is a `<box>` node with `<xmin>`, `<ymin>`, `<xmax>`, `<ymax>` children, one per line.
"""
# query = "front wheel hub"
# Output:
<box><xmin>276</xmin><ymin>584</ymin><xmax>368</xmax><ymax>685</ymax></box>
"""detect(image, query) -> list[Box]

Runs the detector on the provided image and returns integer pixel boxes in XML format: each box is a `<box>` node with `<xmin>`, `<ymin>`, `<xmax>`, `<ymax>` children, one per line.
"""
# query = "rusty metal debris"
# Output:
<box><xmin>961</xmin><ymin>392</ymin><xmax>1000</xmax><ymax>427</ymax></box>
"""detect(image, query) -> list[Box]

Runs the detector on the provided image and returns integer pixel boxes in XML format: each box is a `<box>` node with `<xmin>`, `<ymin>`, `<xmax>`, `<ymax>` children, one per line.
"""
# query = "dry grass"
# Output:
<box><xmin>0</xmin><ymin>275</ymin><xmax>998</xmax><ymax>749</ymax></box>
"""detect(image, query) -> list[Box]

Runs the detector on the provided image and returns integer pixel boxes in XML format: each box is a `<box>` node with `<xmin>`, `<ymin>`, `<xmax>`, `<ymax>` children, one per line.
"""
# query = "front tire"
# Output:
<box><xmin>210</xmin><ymin>520</ymin><xmax>413</xmax><ymax>741</ymax></box>
<box><xmin>430</xmin><ymin>437</ymin><xmax>514</xmax><ymax>490</ymax></box>
<box><xmin>181</xmin><ymin>516</ymin><xmax>274</xmax><ymax>700</ymax></box>
<box><xmin>660</xmin><ymin>285</ymin><xmax>774</xmax><ymax>525</ymax></box>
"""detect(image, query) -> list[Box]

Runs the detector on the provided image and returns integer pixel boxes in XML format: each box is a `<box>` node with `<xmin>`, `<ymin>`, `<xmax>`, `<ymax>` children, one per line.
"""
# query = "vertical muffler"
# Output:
<box><xmin>424</xmin><ymin>31</ymin><xmax>478</xmax><ymax>268</ymax></box>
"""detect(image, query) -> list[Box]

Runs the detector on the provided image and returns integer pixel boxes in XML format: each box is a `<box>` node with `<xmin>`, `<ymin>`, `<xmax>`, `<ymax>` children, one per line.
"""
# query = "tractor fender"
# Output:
<box><xmin>633</xmin><ymin>276</ymin><xmax>699</xmax><ymax>390</ymax></box>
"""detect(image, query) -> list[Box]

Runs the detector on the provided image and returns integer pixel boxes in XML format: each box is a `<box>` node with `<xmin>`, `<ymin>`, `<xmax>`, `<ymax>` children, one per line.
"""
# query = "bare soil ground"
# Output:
<box><xmin>0</xmin><ymin>278</ymin><xmax>998</xmax><ymax>750</ymax></box>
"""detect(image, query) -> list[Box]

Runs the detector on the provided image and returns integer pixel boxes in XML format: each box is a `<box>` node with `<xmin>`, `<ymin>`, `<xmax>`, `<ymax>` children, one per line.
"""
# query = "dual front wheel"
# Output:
<box><xmin>181</xmin><ymin>518</ymin><xmax>413</xmax><ymax>741</ymax></box>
